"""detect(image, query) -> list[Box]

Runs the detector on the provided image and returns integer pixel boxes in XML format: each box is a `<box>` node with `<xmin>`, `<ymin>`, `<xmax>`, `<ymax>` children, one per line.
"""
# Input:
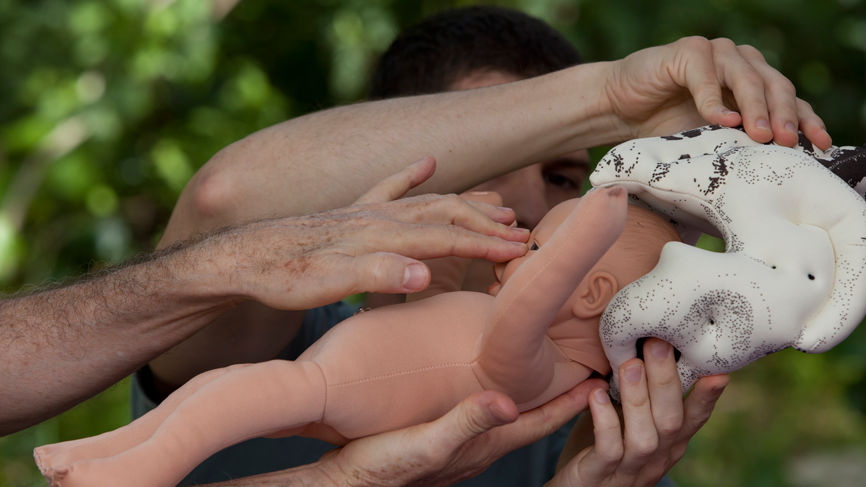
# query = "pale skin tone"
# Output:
<box><xmin>150</xmin><ymin>36</ymin><xmax>831</xmax><ymax>391</ymax></box>
<box><xmin>4</xmin><ymin>34</ymin><xmax>796</xmax><ymax>487</ymax></box>
<box><xmin>34</xmin><ymin>188</ymin><xmax>655</xmax><ymax>484</ymax></box>
<box><xmin>37</xmin><ymin>189</ymin><xmax>728</xmax><ymax>487</ymax></box>
<box><xmin>0</xmin><ymin>192</ymin><xmax>527</xmax><ymax>436</ymax></box>
<box><xmin>140</xmin><ymin>36</ymin><xmax>820</xmax><ymax>487</ymax></box>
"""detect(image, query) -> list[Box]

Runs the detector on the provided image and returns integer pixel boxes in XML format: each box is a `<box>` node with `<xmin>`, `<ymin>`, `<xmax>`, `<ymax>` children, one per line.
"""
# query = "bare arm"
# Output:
<box><xmin>0</xmin><ymin>195</ymin><xmax>527</xmax><ymax>435</ymax></box>
<box><xmin>0</xmin><ymin>239</ymin><xmax>240</xmax><ymax>436</ymax></box>
<box><xmin>161</xmin><ymin>38</ymin><xmax>830</xmax><ymax>245</ymax></box>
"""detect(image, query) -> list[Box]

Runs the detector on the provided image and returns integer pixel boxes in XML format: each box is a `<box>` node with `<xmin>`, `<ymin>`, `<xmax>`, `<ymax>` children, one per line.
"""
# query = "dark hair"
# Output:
<box><xmin>368</xmin><ymin>6</ymin><xmax>582</xmax><ymax>100</ymax></box>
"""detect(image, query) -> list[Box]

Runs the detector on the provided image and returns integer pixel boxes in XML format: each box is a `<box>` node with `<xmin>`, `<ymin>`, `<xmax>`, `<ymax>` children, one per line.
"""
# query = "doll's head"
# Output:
<box><xmin>489</xmin><ymin>197</ymin><xmax>681</xmax><ymax>374</ymax></box>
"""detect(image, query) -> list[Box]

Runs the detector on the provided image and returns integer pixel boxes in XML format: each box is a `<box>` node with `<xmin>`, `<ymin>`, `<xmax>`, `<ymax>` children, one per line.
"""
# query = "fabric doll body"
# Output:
<box><xmin>35</xmin><ymin>186</ymin><xmax>628</xmax><ymax>487</ymax></box>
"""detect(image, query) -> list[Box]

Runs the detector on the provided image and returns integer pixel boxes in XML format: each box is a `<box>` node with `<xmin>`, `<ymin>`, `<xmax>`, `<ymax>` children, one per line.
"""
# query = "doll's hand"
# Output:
<box><xmin>200</xmin><ymin>379</ymin><xmax>606</xmax><ymax>487</ymax></box>
<box><xmin>547</xmin><ymin>339</ymin><xmax>729</xmax><ymax>487</ymax></box>
<box><xmin>603</xmin><ymin>37</ymin><xmax>830</xmax><ymax>149</ymax></box>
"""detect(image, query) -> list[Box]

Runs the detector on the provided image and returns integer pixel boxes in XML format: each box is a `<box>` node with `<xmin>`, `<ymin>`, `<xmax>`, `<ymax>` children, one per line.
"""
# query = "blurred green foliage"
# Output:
<box><xmin>2</xmin><ymin>0</ymin><xmax>866</xmax><ymax>486</ymax></box>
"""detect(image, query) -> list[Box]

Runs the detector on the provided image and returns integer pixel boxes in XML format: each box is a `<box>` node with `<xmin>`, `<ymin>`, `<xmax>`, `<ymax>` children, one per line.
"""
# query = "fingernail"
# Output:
<box><xmin>593</xmin><ymin>389</ymin><xmax>610</xmax><ymax>404</ymax></box>
<box><xmin>720</xmin><ymin>108</ymin><xmax>735</xmax><ymax>116</ymax></box>
<box><xmin>784</xmin><ymin>122</ymin><xmax>798</xmax><ymax>135</ymax></box>
<box><xmin>712</xmin><ymin>384</ymin><xmax>728</xmax><ymax>394</ymax></box>
<box><xmin>402</xmin><ymin>264</ymin><xmax>428</xmax><ymax>291</ymax></box>
<box><xmin>651</xmin><ymin>341</ymin><xmax>670</xmax><ymax>360</ymax></box>
<box><xmin>509</xmin><ymin>241</ymin><xmax>526</xmax><ymax>247</ymax></box>
<box><xmin>756</xmin><ymin>118</ymin><xmax>771</xmax><ymax>131</ymax></box>
<box><xmin>512</xmin><ymin>227</ymin><xmax>530</xmax><ymax>236</ymax></box>
<box><xmin>411</xmin><ymin>156</ymin><xmax>431</xmax><ymax>166</ymax></box>
<box><xmin>468</xmin><ymin>191</ymin><xmax>490</xmax><ymax>195</ymax></box>
<box><xmin>625</xmin><ymin>364</ymin><xmax>643</xmax><ymax>383</ymax></box>
<box><xmin>607</xmin><ymin>186</ymin><xmax>624</xmax><ymax>196</ymax></box>
<box><xmin>497</xmin><ymin>206</ymin><xmax>515</xmax><ymax>213</ymax></box>
<box><xmin>488</xmin><ymin>402</ymin><xmax>509</xmax><ymax>425</ymax></box>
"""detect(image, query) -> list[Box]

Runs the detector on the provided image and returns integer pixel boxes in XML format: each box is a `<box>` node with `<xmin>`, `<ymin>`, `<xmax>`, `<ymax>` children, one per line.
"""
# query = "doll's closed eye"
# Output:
<box><xmin>529</xmin><ymin>242</ymin><xmax>539</xmax><ymax>251</ymax></box>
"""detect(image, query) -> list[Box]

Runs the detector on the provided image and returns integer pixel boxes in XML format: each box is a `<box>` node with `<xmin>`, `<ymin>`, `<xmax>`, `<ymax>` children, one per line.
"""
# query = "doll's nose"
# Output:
<box><xmin>492</xmin><ymin>262</ymin><xmax>506</xmax><ymax>282</ymax></box>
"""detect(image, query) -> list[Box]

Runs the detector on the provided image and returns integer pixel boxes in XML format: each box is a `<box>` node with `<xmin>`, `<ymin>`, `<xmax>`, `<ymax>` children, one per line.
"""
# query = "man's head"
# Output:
<box><xmin>368</xmin><ymin>6</ymin><xmax>582</xmax><ymax>100</ymax></box>
<box><xmin>369</xmin><ymin>6</ymin><xmax>589</xmax><ymax>231</ymax></box>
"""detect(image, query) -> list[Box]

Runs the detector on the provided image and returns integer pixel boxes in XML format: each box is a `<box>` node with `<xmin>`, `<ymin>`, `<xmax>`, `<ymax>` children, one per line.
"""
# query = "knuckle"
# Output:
<box><xmin>598</xmin><ymin>444</ymin><xmax>625</xmax><ymax>464</ymax></box>
<box><xmin>688</xmin><ymin>413</ymin><xmax>711</xmax><ymax>432</ymax></box>
<box><xmin>682</xmin><ymin>35</ymin><xmax>710</xmax><ymax>47</ymax></box>
<box><xmin>656</xmin><ymin>416</ymin><xmax>683</xmax><ymax>438</ymax></box>
<box><xmin>445</xmin><ymin>193</ymin><xmax>464</xmax><ymax>206</ymax></box>
<box><xmin>628</xmin><ymin>435</ymin><xmax>659</xmax><ymax>458</ymax></box>
<box><xmin>737</xmin><ymin>43</ymin><xmax>764</xmax><ymax>60</ymax></box>
<box><xmin>366</xmin><ymin>253</ymin><xmax>394</xmax><ymax>287</ymax></box>
<box><xmin>711</xmin><ymin>37</ymin><xmax>737</xmax><ymax>51</ymax></box>
<box><xmin>778</xmin><ymin>77</ymin><xmax>797</xmax><ymax>97</ymax></box>
<box><xmin>671</xmin><ymin>443</ymin><xmax>689</xmax><ymax>462</ymax></box>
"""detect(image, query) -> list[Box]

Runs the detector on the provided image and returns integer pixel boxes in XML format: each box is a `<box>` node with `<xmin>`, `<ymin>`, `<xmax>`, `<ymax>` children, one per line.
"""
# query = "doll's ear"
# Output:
<box><xmin>572</xmin><ymin>271</ymin><xmax>618</xmax><ymax>319</ymax></box>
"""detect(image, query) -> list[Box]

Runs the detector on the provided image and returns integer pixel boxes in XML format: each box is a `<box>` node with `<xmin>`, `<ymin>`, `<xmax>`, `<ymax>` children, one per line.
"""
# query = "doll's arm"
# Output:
<box><xmin>474</xmin><ymin>187</ymin><xmax>627</xmax><ymax>402</ymax></box>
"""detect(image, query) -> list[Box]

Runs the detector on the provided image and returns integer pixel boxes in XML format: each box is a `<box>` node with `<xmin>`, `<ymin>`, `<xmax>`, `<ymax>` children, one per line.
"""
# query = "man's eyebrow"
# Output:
<box><xmin>545</xmin><ymin>157</ymin><xmax>590</xmax><ymax>169</ymax></box>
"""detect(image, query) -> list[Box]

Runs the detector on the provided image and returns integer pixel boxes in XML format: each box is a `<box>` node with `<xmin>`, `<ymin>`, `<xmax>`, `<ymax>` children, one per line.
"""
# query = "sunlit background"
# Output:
<box><xmin>2</xmin><ymin>0</ymin><xmax>866</xmax><ymax>486</ymax></box>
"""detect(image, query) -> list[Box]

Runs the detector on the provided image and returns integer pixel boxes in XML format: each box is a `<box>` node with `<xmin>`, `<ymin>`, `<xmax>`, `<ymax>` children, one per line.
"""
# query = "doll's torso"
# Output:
<box><xmin>296</xmin><ymin>291</ymin><xmax>591</xmax><ymax>440</ymax></box>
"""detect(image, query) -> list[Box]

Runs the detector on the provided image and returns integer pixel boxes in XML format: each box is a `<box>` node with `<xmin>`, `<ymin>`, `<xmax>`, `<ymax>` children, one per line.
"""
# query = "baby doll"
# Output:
<box><xmin>34</xmin><ymin>187</ymin><xmax>681</xmax><ymax>487</ymax></box>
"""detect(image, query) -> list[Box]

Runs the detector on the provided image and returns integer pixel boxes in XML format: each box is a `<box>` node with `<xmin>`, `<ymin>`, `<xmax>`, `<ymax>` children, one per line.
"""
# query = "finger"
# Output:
<box><xmin>491</xmin><ymin>379</ymin><xmax>606</xmax><ymax>452</ymax></box>
<box><xmin>796</xmin><ymin>98</ymin><xmax>833</xmax><ymax>150</ymax></box>
<box><xmin>464</xmin><ymin>200</ymin><xmax>518</xmax><ymax>227</ymax></box>
<box><xmin>461</xmin><ymin>192</ymin><xmax>516</xmax><ymax>227</ymax></box>
<box><xmin>571</xmin><ymin>388</ymin><xmax>625</xmax><ymax>485</ymax></box>
<box><xmin>736</xmin><ymin>44</ymin><xmax>800</xmax><ymax>147</ymax></box>
<box><xmin>377</xmin><ymin>194</ymin><xmax>528</xmax><ymax>242</ymax></box>
<box><xmin>672</xmin><ymin>37</ymin><xmax>743</xmax><ymax>129</ymax></box>
<box><xmin>617</xmin><ymin>359</ymin><xmax>659</xmax><ymax>476</ymax></box>
<box><xmin>348</xmin><ymin>252</ymin><xmax>431</xmax><ymax>294</ymax></box>
<box><xmin>460</xmin><ymin>191</ymin><xmax>504</xmax><ymax>208</ymax></box>
<box><xmin>353</xmin><ymin>155</ymin><xmax>437</xmax><ymax>205</ymax></box>
<box><xmin>642</xmin><ymin>339</ymin><xmax>684</xmax><ymax>447</ymax></box>
<box><xmin>375</xmin><ymin>223</ymin><xmax>528</xmax><ymax>262</ymax></box>
<box><xmin>675</xmin><ymin>374</ymin><xmax>729</xmax><ymax>454</ymax></box>
<box><xmin>708</xmin><ymin>38</ymin><xmax>773</xmax><ymax>143</ymax></box>
<box><xmin>424</xmin><ymin>390</ymin><xmax>519</xmax><ymax>460</ymax></box>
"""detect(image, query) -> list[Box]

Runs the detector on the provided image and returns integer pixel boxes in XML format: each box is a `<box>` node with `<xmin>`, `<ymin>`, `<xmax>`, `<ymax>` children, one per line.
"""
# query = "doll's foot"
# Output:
<box><xmin>44</xmin><ymin>456</ymin><xmax>180</xmax><ymax>487</ymax></box>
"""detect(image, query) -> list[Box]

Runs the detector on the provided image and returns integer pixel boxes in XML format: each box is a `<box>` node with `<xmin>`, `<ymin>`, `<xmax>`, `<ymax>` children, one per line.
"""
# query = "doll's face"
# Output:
<box><xmin>488</xmin><ymin>198</ymin><xmax>581</xmax><ymax>296</ymax></box>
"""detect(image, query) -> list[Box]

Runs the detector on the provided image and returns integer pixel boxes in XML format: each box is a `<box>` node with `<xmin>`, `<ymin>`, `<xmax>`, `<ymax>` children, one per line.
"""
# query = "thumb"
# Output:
<box><xmin>354</xmin><ymin>156</ymin><xmax>436</xmax><ymax>205</ymax></box>
<box><xmin>351</xmin><ymin>252</ymin><xmax>431</xmax><ymax>294</ymax></box>
<box><xmin>432</xmin><ymin>391</ymin><xmax>519</xmax><ymax>453</ymax></box>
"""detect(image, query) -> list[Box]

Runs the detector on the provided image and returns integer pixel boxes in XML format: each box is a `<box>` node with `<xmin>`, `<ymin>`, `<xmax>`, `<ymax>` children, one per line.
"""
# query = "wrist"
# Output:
<box><xmin>534</xmin><ymin>61</ymin><xmax>633</xmax><ymax>154</ymax></box>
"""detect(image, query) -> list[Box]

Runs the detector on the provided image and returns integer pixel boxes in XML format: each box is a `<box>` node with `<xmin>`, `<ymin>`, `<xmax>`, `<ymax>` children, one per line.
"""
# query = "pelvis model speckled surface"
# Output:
<box><xmin>590</xmin><ymin>125</ymin><xmax>866</xmax><ymax>400</ymax></box>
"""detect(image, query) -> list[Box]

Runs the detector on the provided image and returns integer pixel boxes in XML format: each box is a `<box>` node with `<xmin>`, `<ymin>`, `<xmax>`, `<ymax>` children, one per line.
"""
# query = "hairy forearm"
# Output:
<box><xmin>202</xmin><ymin>463</ymin><xmax>341</xmax><ymax>487</ymax></box>
<box><xmin>160</xmin><ymin>62</ymin><xmax>619</xmax><ymax>244</ymax></box>
<box><xmin>0</xmin><ymin>240</ymin><xmax>240</xmax><ymax>435</ymax></box>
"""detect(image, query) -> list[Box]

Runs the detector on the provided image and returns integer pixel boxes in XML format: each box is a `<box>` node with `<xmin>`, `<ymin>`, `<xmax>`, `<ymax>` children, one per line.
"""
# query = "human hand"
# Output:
<box><xmin>200</xmin><ymin>156</ymin><xmax>529</xmax><ymax>310</ymax></box>
<box><xmin>549</xmin><ymin>338</ymin><xmax>729</xmax><ymax>487</ymax></box>
<box><xmin>602</xmin><ymin>37</ymin><xmax>831</xmax><ymax>150</ymax></box>
<box><xmin>202</xmin><ymin>379</ymin><xmax>607</xmax><ymax>487</ymax></box>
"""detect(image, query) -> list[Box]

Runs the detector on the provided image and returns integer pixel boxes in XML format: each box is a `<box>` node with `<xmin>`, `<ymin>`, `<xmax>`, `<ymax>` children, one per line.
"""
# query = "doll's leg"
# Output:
<box><xmin>47</xmin><ymin>360</ymin><xmax>327</xmax><ymax>487</ymax></box>
<box><xmin>34</xmin><ymin>364</ymin><xmax>252</xmax><ymax>478</ymax></box>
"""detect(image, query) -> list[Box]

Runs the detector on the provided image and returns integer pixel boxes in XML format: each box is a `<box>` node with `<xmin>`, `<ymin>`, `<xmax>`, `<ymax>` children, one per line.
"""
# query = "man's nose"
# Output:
<box><xmin>514</xmin><ymin>179</ymin><xmax>549</xmax><ymax>229</ymax></box>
